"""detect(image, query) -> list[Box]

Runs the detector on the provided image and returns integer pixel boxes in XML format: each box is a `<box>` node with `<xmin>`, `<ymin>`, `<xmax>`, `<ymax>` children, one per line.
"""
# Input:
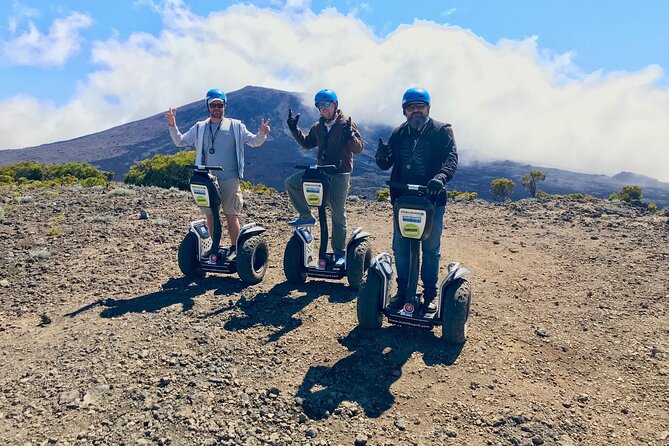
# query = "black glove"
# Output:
<box><xmin>376</xmin><ymin>137</ymin><xmax>392</xmax><ymax>160</ymax></box>
<box><xmin>427</xmin><ymin>178</ymin><xmax>444</xmax><ymax>196</ymax></box>
<box><xmin>287</xmin><ymin>108</ymin><xmax>300</xmax><ymax>132</ymax></box>
<box><xmin>341</xmin><ymin>117</ymin><xmax>354</xmax><ymax>141</ymax></box>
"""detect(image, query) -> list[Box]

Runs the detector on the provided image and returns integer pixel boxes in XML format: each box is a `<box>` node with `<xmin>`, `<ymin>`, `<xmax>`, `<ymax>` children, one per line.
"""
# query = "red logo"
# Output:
<box><xmin>210</xmin><ymin>254</ymin><xmax>218</xmax><ymax>262</ymax></box>
<box><xmin>318</xmin><ymin>259</ymin><xmax>327</xmax><ymax>267</ymax></box>
<box><xmin>403</xmin><ymin>303</ymin><xmax>414</xmax><ymax>314</ymax></box>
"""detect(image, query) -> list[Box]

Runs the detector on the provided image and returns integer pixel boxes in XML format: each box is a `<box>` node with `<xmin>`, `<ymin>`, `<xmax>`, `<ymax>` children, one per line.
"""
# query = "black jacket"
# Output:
<box><xmin>290</xmin><ymin>110</ymin><xmax>364</xmax><ymax>173</ymax></box>
<box><xmin>376</xmin><ymin>118</ymin><xmax>458</xmax><ymax>206</ymax></box>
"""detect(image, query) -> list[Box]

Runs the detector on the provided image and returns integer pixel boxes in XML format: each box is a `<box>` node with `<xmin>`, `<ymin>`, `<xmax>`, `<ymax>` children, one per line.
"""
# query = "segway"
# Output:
<box><xmin>283</xmin><ymin>164</ymin><xmax>372</xmax><ymax>290</ymax></box>
<box><xmin>178</xmin><ymin>165</ymin><xmax>269</xmax><ymax>284</ymax></box>
<box><xmin>356</xmin><ymin>182</ymin><xmax>472</xmax><ymax>344</ymax></box>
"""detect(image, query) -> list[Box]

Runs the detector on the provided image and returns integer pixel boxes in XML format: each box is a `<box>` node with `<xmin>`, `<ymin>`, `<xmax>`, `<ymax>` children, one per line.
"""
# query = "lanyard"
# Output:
<box><xmin>208</xmin><ymin>121</ymin><xmax>222</xmax><ymax>154</ymax></box>
<box><xmin>406</xmin><ymin>124</ymin><xmax>428</xmax><ymax>170</ymax></box>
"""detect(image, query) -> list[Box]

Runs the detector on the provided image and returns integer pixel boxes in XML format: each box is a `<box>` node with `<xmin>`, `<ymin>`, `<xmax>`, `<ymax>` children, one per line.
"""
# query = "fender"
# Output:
<box><xmin>237</xmin><ymin>223</ymin><xmax>266</xmax><ymax>246</ymax></box>
<box><xmin>346</xmin><ymin>226</ymin><xmax>370</xmax><ymax>249</ymax></box>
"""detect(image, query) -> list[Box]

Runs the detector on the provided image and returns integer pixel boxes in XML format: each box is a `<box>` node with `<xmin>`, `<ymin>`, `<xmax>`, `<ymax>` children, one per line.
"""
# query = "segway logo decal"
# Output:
<box><xmin>190</xmin><ymin>184</ymin><xmax>210</xmax><ymax>207</ymax></box>
<box><xmin>398</xmin><ymin>303</ymin><xmax>415</xmax><ymax>317</ymax></box>
<box><xmin>303</xmin><ymin>182</ymin><xmax>324</xmax><ymax>207</ymax></box>
<box><xmin>398</xmin><ymin>209</ymin><xmax>426</xmax><ymax>239</ymax></box>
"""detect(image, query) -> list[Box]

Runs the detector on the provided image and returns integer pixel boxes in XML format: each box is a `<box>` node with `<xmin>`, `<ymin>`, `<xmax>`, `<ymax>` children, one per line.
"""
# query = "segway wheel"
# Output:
<box><xmin>283</xmin><ymin>235</ymin><xmax>307</xmax><ymax>284</ymax></box>
<box><xmin>346</xmin><ymin>240</ymin><xmax>372</xmax><ymax>290</ymax></box>
<box><xmin>356</xmin><ymin>271</ymin><xmax>384</xmax><ymax>329</ymax></box>
<box><xmin>178</xmin><ymin>232</ymin><xmax>205</xmax><ymax>278</ymax></box>
<box><xmin>441</xmin><ymin>279</ymin><xmax>471</xmax><ymax>344</ymax></box>
<box><xmin>236</xmin><ymin>235</ymin><xmax>269</xmax><ymax>284</ymax></box>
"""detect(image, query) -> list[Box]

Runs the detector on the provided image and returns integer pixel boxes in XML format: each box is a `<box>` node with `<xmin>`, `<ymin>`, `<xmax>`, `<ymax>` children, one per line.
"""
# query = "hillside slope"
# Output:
<box><xmin>1</xmin><ymin>85</ymin><xmax>668</xmax><ymax>208</ymax></box>
<box><xmin>1</xmin><ymin>185</ymin><xmax>668</xmax><ymax>445</ymax></box>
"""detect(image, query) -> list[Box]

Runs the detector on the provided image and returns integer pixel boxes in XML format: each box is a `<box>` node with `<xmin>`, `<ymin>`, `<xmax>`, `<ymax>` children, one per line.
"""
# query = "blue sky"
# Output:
<box><xmin>1</xmin><ymin>0</ymin><xmax>668</xmax><ymax>180</ymax></box>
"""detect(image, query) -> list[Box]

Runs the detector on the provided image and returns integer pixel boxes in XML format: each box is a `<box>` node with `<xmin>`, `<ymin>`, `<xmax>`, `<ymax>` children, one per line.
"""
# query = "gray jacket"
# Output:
<box><xmin>169</xmin><ymin>117</ymin><xmax>266</xmax><ymax>179</ymax></box>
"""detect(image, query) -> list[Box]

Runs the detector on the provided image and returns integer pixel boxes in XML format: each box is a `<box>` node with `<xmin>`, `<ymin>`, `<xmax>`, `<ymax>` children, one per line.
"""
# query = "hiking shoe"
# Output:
<box><xmin>386</xmin><ymin>292</ymin><xmax>406</xmax><ymax>311</ymax></box>
<box><xmin>423</xmin><ymin>294</ymin><xmax>438</xmax><ymax>313</ymax></box>
<box><xmin>288</xmin><ymin>216</ymin><xmax>316</xmax><ymax>226</ymax></box>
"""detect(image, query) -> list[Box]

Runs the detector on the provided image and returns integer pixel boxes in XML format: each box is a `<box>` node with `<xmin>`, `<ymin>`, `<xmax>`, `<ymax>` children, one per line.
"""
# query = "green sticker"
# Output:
<box><xmin>401</xmin><ymin>223</ymin><xmax>420</xmax><ymax>238</ymax></box>
<box><xmin>307</xmin><ymin>194</ymin><xmax>321</xmax><ymax>206</ymax></box>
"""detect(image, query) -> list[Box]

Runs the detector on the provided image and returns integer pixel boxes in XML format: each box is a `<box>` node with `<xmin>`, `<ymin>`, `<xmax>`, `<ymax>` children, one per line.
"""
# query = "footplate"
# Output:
<box><xmin>201</xmin><ymin>260</ymin><xmax>236</xmax><ymax>274</ymax></box>
<box><xmin>385</xmin><ymin>300</ymin><xmax>439</xmax><ymax>329</ymax></box>
<box><xmin>307</xmin><ymin>267</ymin><xmax>346</xmax><ymax>280</ymax></box>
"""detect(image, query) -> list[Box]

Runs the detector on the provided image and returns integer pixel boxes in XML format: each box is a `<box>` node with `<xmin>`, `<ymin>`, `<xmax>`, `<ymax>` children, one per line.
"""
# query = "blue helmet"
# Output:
<box><xmin>402</xmin><ymin>87</ymin><xmax>430</xmax><ymax>108</ymax></box>
<box><xmin>205</xmin><ymin>88</ymin><xmax>227</xmax><ymax>106</ymax></box>
<box><xmin>314</xmin><ymin>89</ymin><xmax>338</xmax><ymax>107</ymax></box>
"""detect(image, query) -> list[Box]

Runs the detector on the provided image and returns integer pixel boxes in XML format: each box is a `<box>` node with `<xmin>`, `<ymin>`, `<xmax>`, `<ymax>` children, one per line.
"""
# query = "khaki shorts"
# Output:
<box><xmin>201</xmin><ymin>177</ymin><xmax>243</xmax><ymax>216</ymax></box>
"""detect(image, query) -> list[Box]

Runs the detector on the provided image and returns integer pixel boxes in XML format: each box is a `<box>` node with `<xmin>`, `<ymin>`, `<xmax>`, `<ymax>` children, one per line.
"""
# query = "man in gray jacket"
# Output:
<box><xmin>165</xmin><ymin>88</ymin><xmax>270</xmax><ymax>251</ymax></box>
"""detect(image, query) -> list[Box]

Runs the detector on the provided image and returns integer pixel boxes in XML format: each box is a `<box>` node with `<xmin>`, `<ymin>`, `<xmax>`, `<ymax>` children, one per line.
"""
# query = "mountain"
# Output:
<box><xmin>1</xmin><ymin>85</ymin><xmax>668</xmax><ymax>207</ymax></box>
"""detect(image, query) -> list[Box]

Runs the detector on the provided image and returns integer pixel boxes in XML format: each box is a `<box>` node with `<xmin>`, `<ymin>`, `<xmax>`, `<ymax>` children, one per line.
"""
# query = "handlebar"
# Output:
<box><xmin>295</xmin><ymin>164</ymin><xmax>339</xmax><ymax>174</ymax></box>
<box><xmin>194</xmin><ymin>165</ymin><xmax>224</xmax><ymax>172</ymax></box>
<box><xmin>387</xmin><ymin>181</ymin><xmax>428</xmax><ymax>193</ymax></box>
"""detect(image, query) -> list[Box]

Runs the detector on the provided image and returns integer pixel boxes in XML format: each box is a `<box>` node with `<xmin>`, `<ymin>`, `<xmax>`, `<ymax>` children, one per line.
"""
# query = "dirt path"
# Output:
<box><xmin>1</xmin><ymin>185</ymin><xmax>667</xmax><ymax>445</ymax></box>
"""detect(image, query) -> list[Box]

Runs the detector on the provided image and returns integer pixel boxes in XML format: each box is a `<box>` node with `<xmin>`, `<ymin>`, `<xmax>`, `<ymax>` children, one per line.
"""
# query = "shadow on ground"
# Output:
<box><xmin>296</xmin><ymin>325</ymin><xmax>464</xmax><ymax>419</ymax></box>
<box><xmin>65</xmin><ymin>276</ymin><xmax>247</xmax><ymax>319</ymax></box>
<box><xmin>206</xmin><ymin>280</ymin><xmax>356</xmax><ymax>343</ymax></box>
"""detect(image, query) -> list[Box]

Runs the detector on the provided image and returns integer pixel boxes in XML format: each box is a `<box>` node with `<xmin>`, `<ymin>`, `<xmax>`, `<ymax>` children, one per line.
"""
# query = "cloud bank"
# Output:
<box><xmin>2</xmin><ymin>11</ymin><xmax>93</xmax><ymax>67</ymax></box>
<box><xmin>1</xmin><ymin>1</ymin><xmax>668</xmax><ymax>181</ymax></box>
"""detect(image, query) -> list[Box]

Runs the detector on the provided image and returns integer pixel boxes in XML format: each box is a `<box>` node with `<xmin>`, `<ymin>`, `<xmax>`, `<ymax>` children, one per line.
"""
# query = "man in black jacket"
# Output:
<box><xmin>375</xmin><ymin>87</ymin><xmax>458</xmax><ymax>312</ymax></box>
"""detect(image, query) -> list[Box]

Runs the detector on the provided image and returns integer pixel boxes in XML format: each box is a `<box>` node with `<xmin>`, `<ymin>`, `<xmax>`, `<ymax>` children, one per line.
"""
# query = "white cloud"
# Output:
<box><xmin>1</xmin><ymin>2</ymin><xmax>668</xmax><ymax>181</ymax></box>
<box><xmin>442</xmin><ymin>8</ymin><xmax>457</xmax><ymax>17</ymax></box>
<box><xmin>2</xmin><ymin>11</ymin><xmax>93</xmax><ymax>67</ymax></box>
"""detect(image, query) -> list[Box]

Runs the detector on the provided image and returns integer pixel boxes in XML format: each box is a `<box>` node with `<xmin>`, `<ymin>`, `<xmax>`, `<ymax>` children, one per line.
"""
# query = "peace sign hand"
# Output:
<box><xmin>165</xmin><ymin>108</ymin><xmax>177</xmax><ymax>126</ymax></box>
<box><xmin>259</xmin><ymin>118</ymin><xmax>271</xmax><ymax>136</ymax></box>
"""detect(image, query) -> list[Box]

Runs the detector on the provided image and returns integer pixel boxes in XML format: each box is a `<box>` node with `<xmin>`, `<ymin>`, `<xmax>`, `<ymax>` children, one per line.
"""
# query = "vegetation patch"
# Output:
<box><xmin>0</xmin><ymin>161</ymin><xmax>111</xmax><ymax>189</ymax></box>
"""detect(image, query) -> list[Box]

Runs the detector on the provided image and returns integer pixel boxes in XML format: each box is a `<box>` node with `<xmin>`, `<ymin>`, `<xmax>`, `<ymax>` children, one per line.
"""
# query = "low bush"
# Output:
<box><xmin>376</xmin><ymin>188</ymin><xmax>390</xmax><ymax>202</ymax></box>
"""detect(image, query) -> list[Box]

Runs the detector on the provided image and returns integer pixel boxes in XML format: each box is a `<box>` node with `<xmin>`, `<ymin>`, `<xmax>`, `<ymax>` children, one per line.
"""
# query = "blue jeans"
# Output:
<box><xmin>392</xmin><ymin>205</ymin><xmax>445</xmax><ymax>297</ymax></box>
<box><xmin>285</xmin><ymin>171</ymin><xmax>351</xmax><ymax>255</ymax></box>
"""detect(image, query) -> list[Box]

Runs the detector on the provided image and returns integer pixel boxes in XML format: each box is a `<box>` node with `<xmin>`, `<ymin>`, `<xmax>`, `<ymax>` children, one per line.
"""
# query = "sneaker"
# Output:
<box><xmin>334</xmin><ymin>254</ymin><xmax>345</xmax><ymax>267</ymax></box>
<box><xmin>422</xmin><ymin>293</ymin><xmax>437</xmax><ymax>313</ymax></box>
<box><xmin>288</xmin><ymin>216</ymin><xmax>316</xmax><ymax>226</ymax></box>
<box><xmin>386</xmin><ymin>292</ymin><xmax>406</xmax><ymax>311</ymax></box>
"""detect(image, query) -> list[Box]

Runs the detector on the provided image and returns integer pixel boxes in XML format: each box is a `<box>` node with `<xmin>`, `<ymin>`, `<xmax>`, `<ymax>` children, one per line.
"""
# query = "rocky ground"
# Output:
<box><xmin>0</xmin><ymin>184</ymin><xmax>668</xmax><ymax>446</ymax></box>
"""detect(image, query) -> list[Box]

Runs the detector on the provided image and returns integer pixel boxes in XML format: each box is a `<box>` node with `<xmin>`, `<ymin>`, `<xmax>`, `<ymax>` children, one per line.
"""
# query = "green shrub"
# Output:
<box><xmin>584</xmin><ymin>195</ymin><xmax>596</xmax><ymax>201</ymax></box>
<box><xmin>491</xmin><ymin>178</ymin><xmax>515</xmax><ymax>201</ymax></box>
<box><xmin>447</xmin><ymin>190</ymin><xmax>478</xmax><ymax>201</ymax></box>
<box><xmin>614</xmin><ymin>185</ymin><xmax>643</xmax><ymax>203</ymax></box>
<box><xmin>608</xmin><ymin>193</ymin><xmax>618</xmax><ymax>200</ymax></box>
<box><xmin>536</xmin><ymin>190</ymin><xmax>550</xmax><ymax>199</ymax></box>
<box><xmin>0</xmin><ymin>161</ymin><xmax>108</xmax><ymax>188</ymax></box>
<box><xmin>48</xmin><ymin>227</ymin><xmax>63</xmax><ymax>236</ymax></box>
<box><xmin>124</xmin><ymin>151</ymin><xmax>195</xmax><ymax>190</ymax></box>
<box><xmin>521</xmin><ymin>169</ymin><xmax>546</xmax><ymax>198</ymax></box>
<box><xmin>565</xmin><ymin>193</ymin><xmax>584</xmax><ymax>200</ymax></box>
<box><xmin>648</xmin><ymin>203</ymin><xmax>657</xmax><ymax>211</ymax></box>
<box><xmin>81</xmin><ymin>177</ymin><xmax>107</xmax><ymax>188</ymax></box>
<box><xmin>376</xmin><ymin>188</ymin><xmax>390</xmax><ymax>202</ymax></box>
<box><xmin>241</xmin><ymin>181</ymin><xmax>276</xmax><ymax>195</ymax></box>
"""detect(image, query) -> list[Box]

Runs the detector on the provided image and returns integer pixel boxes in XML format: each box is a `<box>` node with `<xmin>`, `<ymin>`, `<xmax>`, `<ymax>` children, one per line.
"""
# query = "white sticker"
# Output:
<box><xmin>303</xmin><ymin>182</ymin><xmax>324</xmax><ymax>207</ymax></box>
<box><xmin>190</xmin><ymin>184</ymin><xmax>210</xmax><ymax>207</ymax></box>
<box><xmin>398</xmin><ymin>208</ymin><xmax>426</xmax><ymax>239</ymax></box>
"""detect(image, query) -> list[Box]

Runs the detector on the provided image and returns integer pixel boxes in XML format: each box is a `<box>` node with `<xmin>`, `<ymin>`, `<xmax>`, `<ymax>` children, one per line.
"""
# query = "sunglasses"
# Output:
<box><xmin>405</xmin><ymin>103</ymin><xmax>427</xmax><ymax>112</ymax></box>
<box><xmin>315</xmin><ymin>101</ymin><xmax>335</xmax><ymax>109</ymax></box>
<box><xmin>209</xmin><ymin>103</ymin><xmax>225</xmax><ymax>109</ymax></box>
